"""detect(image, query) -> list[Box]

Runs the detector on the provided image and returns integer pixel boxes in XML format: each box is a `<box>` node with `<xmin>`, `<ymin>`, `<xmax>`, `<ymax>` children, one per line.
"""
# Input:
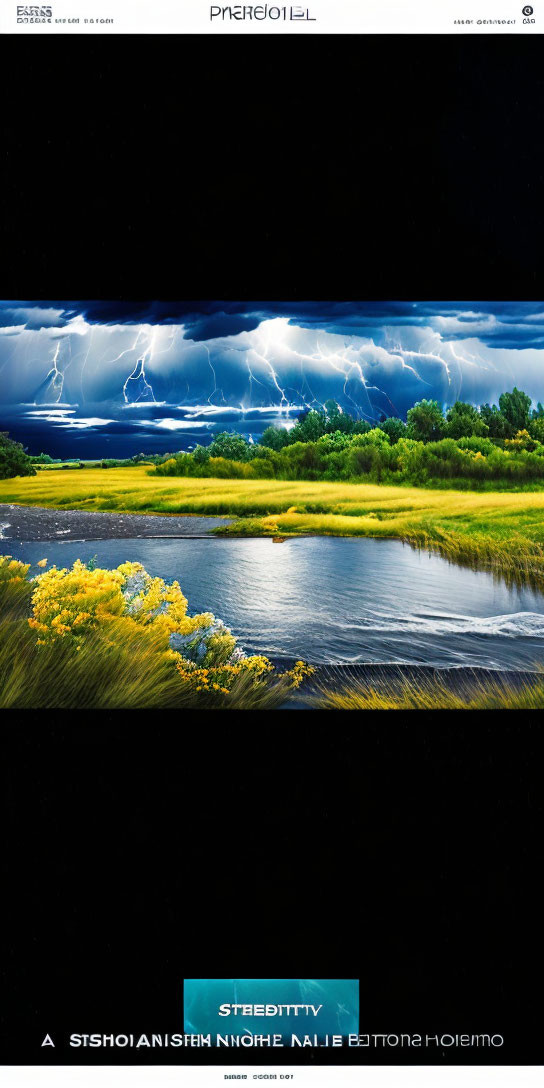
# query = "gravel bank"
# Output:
<box><xmin>0</xmin><ymin>504</ymin><xmax>232</xmax><ymax>542</ymax></box>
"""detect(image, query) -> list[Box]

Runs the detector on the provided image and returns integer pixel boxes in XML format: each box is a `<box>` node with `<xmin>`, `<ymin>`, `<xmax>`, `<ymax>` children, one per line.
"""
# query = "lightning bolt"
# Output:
<box><xmin>42</xmin><ymin>341</ymin><xmax>65</xmax><ymax>403</ymax></box>
<box><xmin>107</xmin><ymin>329</ymin><xmax>144</xmax><ymax>369</ymax></box>
<box><xmin>251</xmin><ymin>327</ymin><xmax>289</xmax><ymax>412</ymax></box>
<box><xmin>119</xmin><ymin>325</ymin><xmax>179</xmax><ymax>404</ymax></box>
<box><xmin>404</xmin><ymin>347</ymin><xmax>453</xmax><ymax>387</ymax></box>
<box><xmin>31</xmin><ymin>317</ymin><xmax>514</xmax><ymax>426</ymax></box>
<box><xmin>118</xmin><ymin>327</ymin><xmax>157</xmax><ymax>403</ymax></box>
<box><xmin>245</xmin><ymin>348</ymin><xmax>268</xmax><ymax>400</ymax></box>
<box><xmin>203</xmin><ymin>343</ymin><xmax>226</xmax><ymax>405</ymax></box>
<box><xmin>80</xmin><ymin>325</ymin><xmax>94</xmax><ymax>401</ymax></box>
<box><xmin>312</xmin><ymin>338</ymin><xmax>381</xmax><ymax>420</ymax></box>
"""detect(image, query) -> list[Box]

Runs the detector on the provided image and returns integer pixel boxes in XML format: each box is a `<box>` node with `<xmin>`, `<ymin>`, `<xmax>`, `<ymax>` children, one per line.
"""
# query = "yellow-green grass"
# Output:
<box><xmin>313</xmin><ymin>671</ymin><xmax>544</xmax><ymax>710</ymax></box>
<box><xmin>2</xmin><ymin>466</ymin><xmax>544</xmax><ymax>586</ymax></box>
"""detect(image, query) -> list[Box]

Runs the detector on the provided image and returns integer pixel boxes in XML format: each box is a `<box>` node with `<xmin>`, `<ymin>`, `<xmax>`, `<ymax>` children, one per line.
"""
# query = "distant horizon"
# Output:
<box><xmin>1</xmin><ymin>300</ymin><xmax>543</xmax><ymax>458</ymax></box>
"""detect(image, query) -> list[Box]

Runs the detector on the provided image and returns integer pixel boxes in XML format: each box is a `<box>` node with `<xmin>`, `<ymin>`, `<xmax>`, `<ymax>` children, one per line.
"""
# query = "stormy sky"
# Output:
<box><xmin>1</xmin><ymin>301</ymin><xmax>544</xmax><ymax>459</ymax></box>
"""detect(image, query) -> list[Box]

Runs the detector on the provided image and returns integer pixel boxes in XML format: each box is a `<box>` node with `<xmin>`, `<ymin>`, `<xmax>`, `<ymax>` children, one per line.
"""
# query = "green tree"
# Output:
<box><xmin>31</xmin><ymin>452</ymin><xmax>54</xmax><ymax>464</ymax></box>
<box><xmin>208</xmin><ymin>432</ymin><xmax>249</xmax><ymax>461</ymax></box>
<box><xmin>444</xmin><ymin>401</ymin><xmax>489</xmax><ymax>439</ymax></box>
<box><xmin>351</xmin><ymin>427</ymin><xmax>391</xmax><ymax>448</ymax></box>
<box><xmin>323</xmin><ymin>400</ymin><xmax>355</xmax><ymax>434</ymax></box>
<box><xmin>192</xmin><ymin>444</ymin><xmax>211</xmax><ymax>464</ymax></box>
<box><xmin>324</xmin><ymin>399</ymin><xmax>342</xmax><ymax>425</ymax></box>
<box><xmin>0</xmin><ymin>432</ymin><xmax>36</xmax><ymax>479</ymax></box>
<box><xmin>352</xmin><ymin>419</ymin><xmax>372</xmax><ymax>436</ymax></box>
<box><xmin>259</xmin><ymin>425</ymin><xmax>290</xmax><ymax>451</ymax></box>
<box><xmin>406</xmin><ymin>399</ymin><xmax>445</xmax><ymax>442</ymax></box>
<box><xmin>378</xmin><ymin>417</ymin><xmax>408</xmax><ymax>443</ymax></box>
<box><xmin>498</xmin><ymin>387</ymin><xmax>531</xmax><ymax>432</ymax></box>
<box><xmin>479</xmin><ymin>403</ymin><xmax>512</xmax><ymax>439</ymax></box>
<box><xmin>289</xmin><ymin>409</ymin><xmax>327</xmax><ymax>443</ymax></box>
<box><xmin>247</xmin><ymin>443</ymin><xmax>275</xmax><ymax>460</ymax></box>
<box><xmin>529</xmin><ymin>417</ymin><xmax>544</xmax><ymax>444</ymax></box>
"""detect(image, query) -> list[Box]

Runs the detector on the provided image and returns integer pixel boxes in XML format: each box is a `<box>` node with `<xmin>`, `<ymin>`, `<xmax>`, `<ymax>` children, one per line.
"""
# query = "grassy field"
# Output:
<box><xmin>2</xmin><ymin>466</ymin><xmax>544</xmax><ymax>586</ymax></box>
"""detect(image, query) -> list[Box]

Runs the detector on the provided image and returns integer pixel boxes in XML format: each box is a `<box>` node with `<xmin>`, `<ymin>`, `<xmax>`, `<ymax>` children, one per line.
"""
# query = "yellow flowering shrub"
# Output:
<box><xmin>28</xmin><ymin>559</ymin><xmax>214</xmax><ymax>646</ymax></box>
<box><xmin>16</xmin><ymin>555</ymin><xmax>314</xmax><ymax>704</ymax></box>
<box><xmin>0</xmin><ymin>556</ymin><xmax>30</xmax><ymax>582</ymax></box>
<box><xmin>286</xmin><ymin>660</ymin><xmax>314</xmax><ymax>687</ymax></box>
<box><xmin>175</xmin><ymin>654</ymin><xmax>273</xmax><ymax>695</ymax></box>
<box><xmin>29</xmin><ymin>559</ymin><xmax>126</xmax><ymax>641</ymax></box>
<box><xmin>116</xmin><ymin>561</ymin><xmax>213</xmax><ymax>641</ymax></box>
<box><xmin>175</xmin><ymin>657</ymin><xmax>313</xmax><ymax>697</ymax></box>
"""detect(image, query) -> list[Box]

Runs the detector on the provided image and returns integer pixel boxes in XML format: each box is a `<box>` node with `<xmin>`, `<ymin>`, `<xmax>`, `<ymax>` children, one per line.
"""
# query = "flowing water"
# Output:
<box><xmin>7</xmin><ymin>535</ymin><xmax>544</xmax><ymax>671</ymax></box>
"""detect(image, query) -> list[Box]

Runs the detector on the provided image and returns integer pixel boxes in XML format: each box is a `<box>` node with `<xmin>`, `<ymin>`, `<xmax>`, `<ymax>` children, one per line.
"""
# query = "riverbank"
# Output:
<box><xmin>283</xmin><ymin>662</ymin><xmax>544</xmax><ymax>709</ymax></box>
<box><xmin>295</xmin><ymin>663</ymin><xmax>544</xmax><ymax>710</ymax></box>
<box><xmin>2</xmin><ymin>466</ymin><xmax>544</xmax><ymax>587</ymax></box>
<box><xmin>0</xmin><ymin>504</ymin><xmax>231</xmax><ymax>542</ymax></box>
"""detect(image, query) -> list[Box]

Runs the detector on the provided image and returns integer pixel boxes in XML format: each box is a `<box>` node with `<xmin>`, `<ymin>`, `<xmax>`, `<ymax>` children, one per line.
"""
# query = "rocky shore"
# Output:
<box><xmin>0</xmin><ymin>504</ymin><xmax>231</xmax><ymax>542</ymax></box>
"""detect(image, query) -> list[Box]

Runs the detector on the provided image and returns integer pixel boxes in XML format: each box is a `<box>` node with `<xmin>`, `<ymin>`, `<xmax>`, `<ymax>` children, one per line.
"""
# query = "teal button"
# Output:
<box><xmin>184</xmin><ymin>979</ymin><xmax>359</xmax><ymax>1042</ymax></box>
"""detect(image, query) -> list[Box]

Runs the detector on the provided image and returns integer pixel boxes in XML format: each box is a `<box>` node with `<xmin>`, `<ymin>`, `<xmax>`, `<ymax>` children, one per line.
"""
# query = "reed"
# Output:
<box><xmin>313</xmin><ymin>669</ymin><xmax>544</xmax><ymax>710</ymax></box>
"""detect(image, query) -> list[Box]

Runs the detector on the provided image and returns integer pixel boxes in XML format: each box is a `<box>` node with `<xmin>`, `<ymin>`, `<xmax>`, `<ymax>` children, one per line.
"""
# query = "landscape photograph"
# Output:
<box><xmin>1</xmin><ymin>299</ymin><xmax>544</xmax><ymax>711</ymax></box>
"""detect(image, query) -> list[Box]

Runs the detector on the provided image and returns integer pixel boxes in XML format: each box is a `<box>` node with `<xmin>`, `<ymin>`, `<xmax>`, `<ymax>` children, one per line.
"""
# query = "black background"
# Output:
<box><xmin>1</xmin><ymin>35</ymin><xmax>544</xmax><ymax>301</ymax></box>
<box><xmin>0</xmin><ymin>33</ymin><xmax>543</xmax><ymax>1067</ymax></box>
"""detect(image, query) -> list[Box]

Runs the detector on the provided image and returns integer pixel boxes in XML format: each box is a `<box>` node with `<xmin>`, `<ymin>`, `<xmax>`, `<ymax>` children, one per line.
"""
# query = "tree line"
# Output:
<box><xmin>3</xmin><ymin>387</ymin><xmax>544</xmax><ymax>485</ymax></box>
<box><xmin>154</xmin><ymin>388</ymin><xmax>544</xmax><ymax>488</ymax></box>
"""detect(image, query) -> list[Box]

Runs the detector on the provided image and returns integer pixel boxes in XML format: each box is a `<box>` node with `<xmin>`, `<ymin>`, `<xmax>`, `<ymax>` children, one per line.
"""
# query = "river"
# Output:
<box><xmin>6</xmin><ymin>535</ymin><xmax>544</xmax><ymax>671</ymax></box>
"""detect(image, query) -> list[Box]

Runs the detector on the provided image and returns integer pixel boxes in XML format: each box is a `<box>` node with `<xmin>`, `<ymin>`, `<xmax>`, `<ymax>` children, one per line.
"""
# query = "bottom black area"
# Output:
<box><xmin>1</xmin><ymin>715</ymin><xmax>540</xmax><ymax>1064</ymax></box>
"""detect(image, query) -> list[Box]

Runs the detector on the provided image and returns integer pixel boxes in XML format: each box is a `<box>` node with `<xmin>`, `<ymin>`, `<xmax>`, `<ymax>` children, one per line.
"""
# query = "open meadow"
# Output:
<box><xmin>2</xmin><ymin>466</ymin><xmax>544</xmax><ymax>587</ymax></box>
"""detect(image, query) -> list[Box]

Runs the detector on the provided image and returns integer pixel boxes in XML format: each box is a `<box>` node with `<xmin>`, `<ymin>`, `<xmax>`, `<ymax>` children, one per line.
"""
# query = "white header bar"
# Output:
<box><xmin>1</xmin><ymin>1068</ymin><xmax>543</xmax><ymax>1088</ymax></box>
<box><xmin>1</xmin><ymin>0</ymin><xmax>541</xmax><ymax>33</ymax></box>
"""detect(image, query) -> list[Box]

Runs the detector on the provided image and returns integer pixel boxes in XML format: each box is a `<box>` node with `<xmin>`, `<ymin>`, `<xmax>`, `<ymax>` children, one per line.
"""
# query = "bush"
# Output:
<box><xmin>0</xmin><ymin>556</ymin><xmax>312</xmax><ymax>709</ymax></box>
<box><xmin>457</xmin><ymin>436</ymin><xmax>496</xmax><ymax>455</ymax></box>
<box><xmin>242</xmin><ymin>457</ymin><xmax>276</xmax><ymax>478</ymax></box>
<box><xmin>31</xmin><ymin>452</ymin><xmax>55</xmax><ymax>464</ymax></box>
<box><xmin>208</xmin><ymin>432</ymin><xmax>249</xmax><ymax>461</ymax></box>
<box><xmin>529</xmin><ymin>418</ymin><xmax>544</xmax><ymax>444</ymax></box>
<box><xmin>0</xmin><ymin>432</ymin><xmax>36</xmax><ymax>480</ymax></box>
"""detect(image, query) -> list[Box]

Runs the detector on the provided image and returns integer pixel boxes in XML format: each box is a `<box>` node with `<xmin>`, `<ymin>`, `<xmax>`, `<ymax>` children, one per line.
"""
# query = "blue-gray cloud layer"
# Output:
<box><xmin>1</xmin><ymin>301</ymin><xmax>543</xmax><ymax>458</ymax></box>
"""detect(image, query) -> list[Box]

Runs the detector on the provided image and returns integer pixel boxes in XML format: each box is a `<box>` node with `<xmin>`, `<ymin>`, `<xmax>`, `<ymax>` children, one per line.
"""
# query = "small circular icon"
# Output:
<box><xmin>522</xmin><ymin>4</ymin><xmax>533</xmax><ymax>13</ymax></box>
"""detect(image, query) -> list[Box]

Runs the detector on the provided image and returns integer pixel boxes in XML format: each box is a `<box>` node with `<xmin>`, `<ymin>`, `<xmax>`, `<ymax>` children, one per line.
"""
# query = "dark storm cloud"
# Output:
<box><xmin>3</xmin><ymin>300</ymin><xmax>544</xmax><ymax>348</ymax></box>
<box><xmin>0</xmin><ymin>304</ymin><xmax>72</xmax><ymax>330</ymax></box>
